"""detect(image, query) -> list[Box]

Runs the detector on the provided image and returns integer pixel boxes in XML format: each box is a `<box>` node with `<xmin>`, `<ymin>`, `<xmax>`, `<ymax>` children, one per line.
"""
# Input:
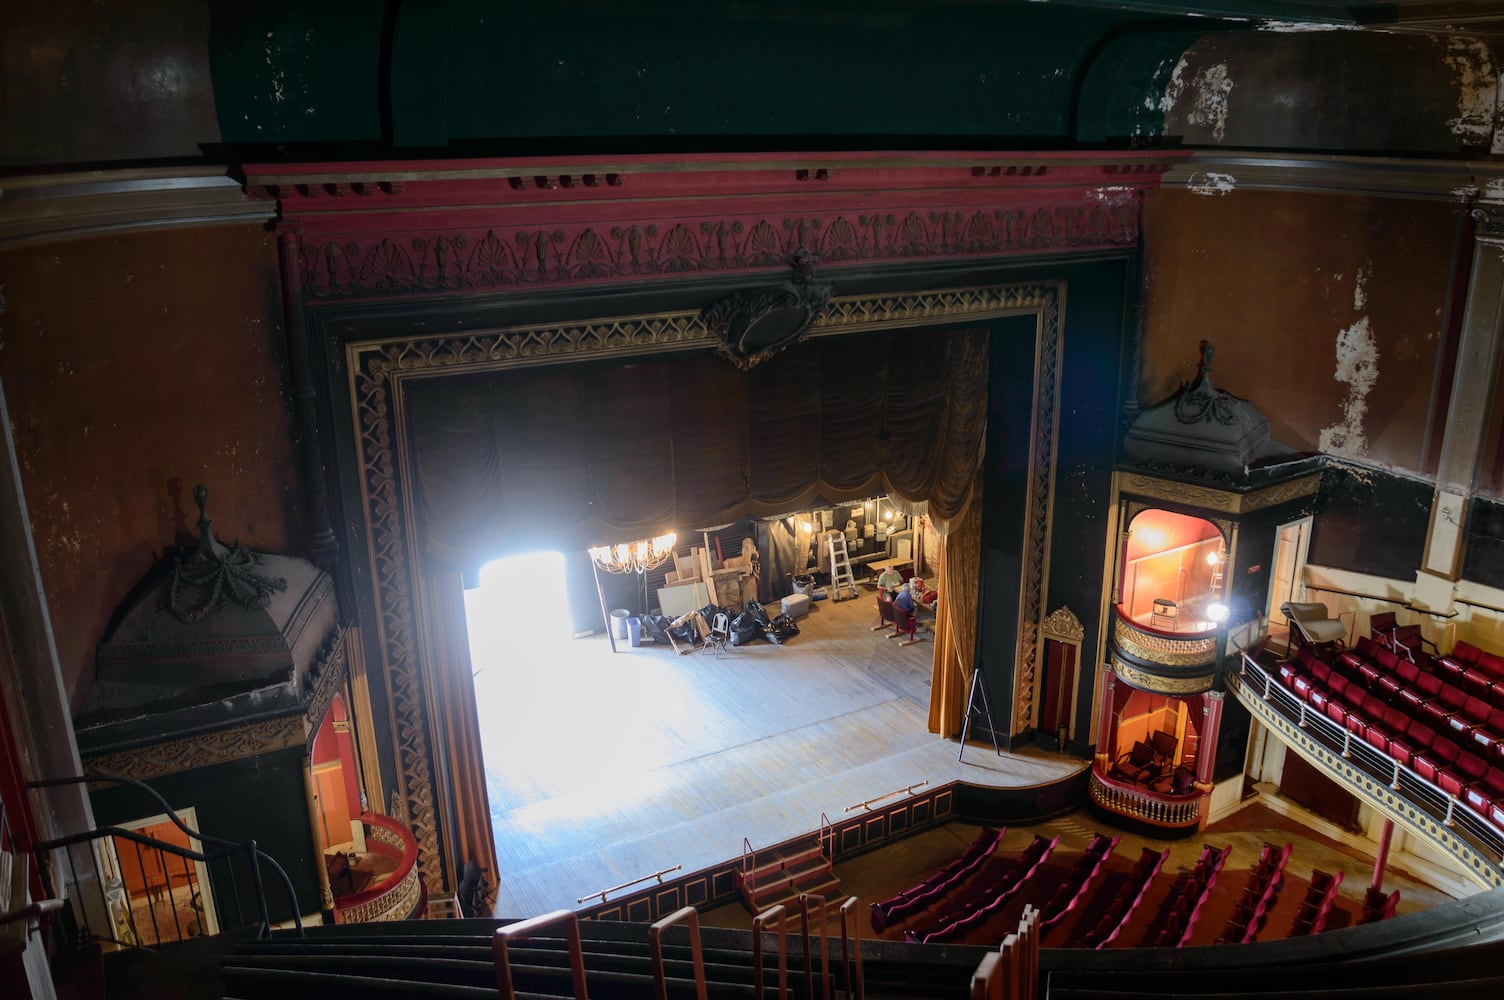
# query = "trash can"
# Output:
<box><xmin>610</xmin><ymin>608</ymin><xmax>631</xmax><ymax>639</ymax></box>
<box><xmin>792</xmin><ymin>574</ymin><xmax>815</xmax><ymax>596</ymax></box>
<box><xmin>627</xmin><ymin>616</ymin><xmax>642</xmax><ymax>647</ymax></box>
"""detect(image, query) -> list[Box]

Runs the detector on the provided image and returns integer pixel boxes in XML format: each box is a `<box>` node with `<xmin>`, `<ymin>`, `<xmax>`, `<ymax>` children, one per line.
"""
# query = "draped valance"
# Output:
<box><xmin>407</xmin><ymin>326</ymin><xmax>989</xmax><ymax>571</ymax></box>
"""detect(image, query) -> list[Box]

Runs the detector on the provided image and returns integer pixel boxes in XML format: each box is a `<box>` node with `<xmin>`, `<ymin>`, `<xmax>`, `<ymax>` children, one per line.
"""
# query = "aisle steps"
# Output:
<box><xmin>735</xmin><ymin>838</ymin><xmax>841</xmax><ymax>914</ymax></box>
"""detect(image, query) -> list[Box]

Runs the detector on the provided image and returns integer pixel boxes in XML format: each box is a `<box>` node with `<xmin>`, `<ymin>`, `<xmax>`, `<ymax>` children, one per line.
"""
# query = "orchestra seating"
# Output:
<box><xmin>905</xmin><ymin>834</ymin><xmax>1058</xmax><ymax>944</ymax></box>
<box><xmin>1360</xmin><ymin>886</ymin><xmax>1401</xmax><ymax>925</ymax></box>
<box><xmin>869</xmin><ymin>826</ymin><xmax>1005</xmax><ymax>932</ymax></box>
<box><xmin>1288</xmin><ymin>868</ymin><xmax>1346</xmax><ymax>936</ymax></box>
<box><xmin>1218</xmin><ymin>842</ymin><xmax>1293</xmax><ymax>944</ymax></box>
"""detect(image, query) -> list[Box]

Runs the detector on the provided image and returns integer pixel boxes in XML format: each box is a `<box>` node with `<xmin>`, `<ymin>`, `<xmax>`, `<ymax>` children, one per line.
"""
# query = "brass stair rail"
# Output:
<box><xmin>649</xmin><ymin>905</ymin><xmax>707</xmax><ymax>1000</ymax></box>
<box><xmin>576</xmin><ymin>863</ymin><xmax>682</xmax><ymax>904</ymax></box>
<box><xmin>844</xmin><ymin>780</ymin><xmax>928</xmax><ymax>813</ymax></box>
<box><xmin>838</xmin><ymin>895</ymin><xmax>866</xmax><ymax>1000</ymax></box>
<box><xmin>493</xmin><ymin>909</ymin><xmax>588</xmax><ymax>1000</ymax></box>
<box><xmin>753</xmin><ymin>903</ymin><xmax>790</xmax><ymax>1000</ymax></box>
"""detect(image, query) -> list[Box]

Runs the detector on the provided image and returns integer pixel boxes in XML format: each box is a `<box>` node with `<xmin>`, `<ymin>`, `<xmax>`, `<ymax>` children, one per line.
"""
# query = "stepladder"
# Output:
<box><xmin>827</xmin><ymin>533</ymin><xmax>859</xmax><ymax>601</ymax></box>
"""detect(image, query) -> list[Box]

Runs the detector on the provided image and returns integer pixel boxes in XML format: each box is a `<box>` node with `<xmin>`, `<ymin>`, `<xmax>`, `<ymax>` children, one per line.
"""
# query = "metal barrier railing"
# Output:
<box><xmin>28</xmin><ymin>771</ymin><xmax>303</xmax><ymax>946</ymax></box>
<box><xmin>1230</xmin><ymin>651</ymin><xmax>1504</xmax><ymax>880</ymax></box>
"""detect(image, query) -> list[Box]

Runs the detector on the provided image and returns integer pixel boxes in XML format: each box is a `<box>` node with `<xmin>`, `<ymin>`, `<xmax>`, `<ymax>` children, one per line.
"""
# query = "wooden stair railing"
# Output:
<box><xmin>970</xmin><ymin>905</ymin><xmax>1040</xmax><ymax>1000</ymax></box>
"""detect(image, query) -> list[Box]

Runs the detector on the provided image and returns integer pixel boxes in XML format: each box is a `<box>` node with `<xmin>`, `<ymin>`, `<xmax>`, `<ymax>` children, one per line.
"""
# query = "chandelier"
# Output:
<box><xmin>588</xmin><ymin>532</ymin><xmax>677</xmax><ymax>574</ymax></box>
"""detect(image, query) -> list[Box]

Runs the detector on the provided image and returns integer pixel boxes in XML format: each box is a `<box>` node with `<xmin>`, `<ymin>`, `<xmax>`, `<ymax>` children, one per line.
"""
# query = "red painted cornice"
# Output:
<box><xmin>245</xmin><ymin>150</ymin><xmax>1187</xmax><ymax>300</ymax></box>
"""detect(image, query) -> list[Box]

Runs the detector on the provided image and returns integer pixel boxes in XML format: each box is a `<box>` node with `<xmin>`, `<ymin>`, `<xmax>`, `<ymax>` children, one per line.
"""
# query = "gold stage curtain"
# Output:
<box><xmin>426</xmin><ymin>573</ymin><xmax>500</xmax><ymax>904</ymax></box>
<box><xmin>407</xmin><ymin>327</ymin><xmax>989</xmax><ymax>570</ymax></box>
<box><xmin>928</xmin><ymin>475</ymin><xmax>983</xmax><ymax>738</ymax></box>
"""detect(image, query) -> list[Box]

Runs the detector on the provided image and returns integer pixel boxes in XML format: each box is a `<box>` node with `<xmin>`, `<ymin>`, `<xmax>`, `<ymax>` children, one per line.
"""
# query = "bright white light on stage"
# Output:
<box><xmin>1207</xmin><ymin>603</ymin><xmax>1229</xmax><ymax>623</ymax></box>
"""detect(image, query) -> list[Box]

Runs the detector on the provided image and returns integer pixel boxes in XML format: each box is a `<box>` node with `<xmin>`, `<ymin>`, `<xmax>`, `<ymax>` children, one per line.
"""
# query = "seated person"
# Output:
<box><xmin>910</xmin><ymin>576</ymin><xmax>938</xmax><ymax>609</ymax></box>
<box><xmin>875</xmin><ymin>564</ymin><xmax>904</xmax><ymax>597</ymax></box>
<box><xmin>893</xmin><ymin>581</ymin><xmax>917</xmax><ymax>615</ymax></box>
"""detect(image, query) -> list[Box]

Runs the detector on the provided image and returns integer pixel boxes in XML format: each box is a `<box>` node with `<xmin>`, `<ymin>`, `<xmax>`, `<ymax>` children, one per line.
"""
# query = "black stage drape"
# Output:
<box><xmin>407</xmin><ymin>326</ymin><xmax>988</xmax><ymax>572</ymax></box>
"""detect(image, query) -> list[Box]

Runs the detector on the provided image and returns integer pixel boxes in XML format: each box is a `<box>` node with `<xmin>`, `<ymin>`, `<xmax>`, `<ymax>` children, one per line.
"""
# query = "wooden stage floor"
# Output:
<box><xmin>470</xmin><ymin>588</ymin><xmax>1084</xmax><ymax>917</ymax></box>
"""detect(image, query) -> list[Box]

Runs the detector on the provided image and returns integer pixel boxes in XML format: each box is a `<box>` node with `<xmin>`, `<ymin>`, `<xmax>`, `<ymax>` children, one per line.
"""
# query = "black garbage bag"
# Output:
<box><xmin>666</xmin><ymin>618</ymin><xmax>700</xmax><ymax>644</ymax></box>
<box><xmin>743</xmin><ymin>599</ymin><xmax>772</xmax><ymax>629</ymax></box>
<box><xmin>729</xmin><ymin>611</ymin><xmax>764</xmax><ymax>646</ymax></box>
<box><xmin>638</xmin><ymin>614</ymin><xmax>673</xmax><ymax>644</ymax></box>
<box><xmin>768</xmin><ymin>613</ymin><xmax>800</xmax><ymax>645</ymax></box>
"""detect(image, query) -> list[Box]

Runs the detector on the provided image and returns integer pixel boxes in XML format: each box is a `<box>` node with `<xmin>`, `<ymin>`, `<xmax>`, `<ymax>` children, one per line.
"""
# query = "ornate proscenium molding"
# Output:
<box><xmin>343</xmin><ymin>280</ymin><xmax>1063</xmax><ymax>895</ymax></box>
<box><xmin>702</xmin><ymin>248</ymin><xmax>833</xmax><ymax>369</ymax></box>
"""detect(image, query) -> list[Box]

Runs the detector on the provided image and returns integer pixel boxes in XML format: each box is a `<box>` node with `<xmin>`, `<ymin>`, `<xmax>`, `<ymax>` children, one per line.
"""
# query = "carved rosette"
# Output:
<box><xmin>349</xmin><ymin>281</ymin><xmax>1063</xmax><ymax>895</ymax></box>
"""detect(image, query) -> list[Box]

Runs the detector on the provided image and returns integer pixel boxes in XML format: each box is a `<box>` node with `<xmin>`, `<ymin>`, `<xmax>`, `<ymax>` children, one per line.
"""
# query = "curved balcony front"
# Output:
<box><xmin>1088</xmin><ymin>769</ymin><xmax>1203</xmax><ymax>831</ymax></box>
<box><xmin>331</xmin><ymin>812</ymin><xmax>426</xmax><ymax>924</ymax></box>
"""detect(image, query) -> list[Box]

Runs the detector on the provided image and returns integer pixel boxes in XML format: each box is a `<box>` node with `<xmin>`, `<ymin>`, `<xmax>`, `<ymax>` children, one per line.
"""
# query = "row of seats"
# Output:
<box><xmin>904</xmin><ymin>834</ymin><xmax>1058</xmax><ymax>944</ymax></box>
<box><xmin>1038</xmin><ymin>833</ymin><xmax>1119</xmax><ymax>932</ymax></box>
<box><xmin>1218</xmin><ymin>841</ymin><xmax>1292</xmax><ymax>945</ymax></box>
<box><xmin>1288</xmin><ymin>868</ymin><xmax>1345</xmax><ymax>937</ymax></box>
<box><xmin>1154</xmin><ymin>843</ymin><xmax>1229</xmax><ymax>948</ymax></box>
<box><xmin>868</xmin><ymin>826</ymin><xmax>1005</xmax><ymax>932</ymax></box>
<box><xmin>1340</xmin><ymin>636</ymin><xmax>1504</xmax><ymax>744</ymax></box>
<box><xmin>1278</xmin><ymin>651</ymin><xmax>1504</xmax><ymax>830</ymax></box>
<box><xmin>1074</xmin><ymin>846</ymin><xmax>1168</xmax><ymax>949</ymax></box>
<box><xmin>1359</xmin><ymin>885</ymin><xmax>1401</xmax><ymax>925</ymax></box>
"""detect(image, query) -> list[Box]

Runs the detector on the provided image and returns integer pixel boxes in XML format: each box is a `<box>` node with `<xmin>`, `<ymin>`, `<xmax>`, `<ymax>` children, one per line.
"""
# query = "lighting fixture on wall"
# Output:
<box><xmin>1206</xmin><ymin>550</ymin><xmax>1220</xmax><ymax>565</ymax></box>
<box><xmin>588</xmin><ymin>532</ymin><xmax>677</xmax><ymax>574</ymax></box>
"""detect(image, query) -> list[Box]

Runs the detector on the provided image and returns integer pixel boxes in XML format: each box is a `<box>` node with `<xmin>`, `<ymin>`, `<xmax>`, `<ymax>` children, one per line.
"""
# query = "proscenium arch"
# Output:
<box><xmin>332</xmin><ymin>279</ymin><xmax>1065</xmax><ymax>894</ymax></box>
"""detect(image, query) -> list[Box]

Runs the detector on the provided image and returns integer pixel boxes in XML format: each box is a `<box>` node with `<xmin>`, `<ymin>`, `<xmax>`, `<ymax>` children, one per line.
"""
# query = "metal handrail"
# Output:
<box><xmin>844</xmin><ymin>780</ymin><xmax>928</xmax><ymax>813</ymax></box>
<box><xmin>752</xmin><ymin>903</ymin><xmax>790</xmax><ymax>1000</ymax></box>
<box><xmin>493</xmin><ymin>909</ymin><xmax>588</xmax><ymax>1000</ymax></box>
<box><xmin>576</xmin><ymin>863</ymin><xmax>682</xmax><ymax>905</ymax></box>
<box><xmin>28</xmin><ymin>770</ymin><xmax>303</xmax><ymax>941</ymax></box>
<box><xmin>1231</xmin><ymin>651</ymin><xmax>1504</xmax><ymax>874</ymax></box>
<box><xmin>648</xmin><ymin>906</ymin><xmax>707</xmax><ymax>1000</ymax></box>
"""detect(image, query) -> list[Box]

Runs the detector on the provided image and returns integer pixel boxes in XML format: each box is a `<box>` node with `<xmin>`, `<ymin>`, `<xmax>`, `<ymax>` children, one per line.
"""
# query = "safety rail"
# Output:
<box><xmin>28</xmin><ymin>770</ymin><xmax>302</xmax><ymax>945</ymax></box>
<box><xmin>576</xmin><ymin>863</ymin><xmax>682</xmax><ymax>905</ymax></box>
<box><xmin>492</xmin><ymin>909</ymin><xmax>587</xmax><ymax>1000</ymax></box>
<box><xmin>843</xmin><ymin>780</ymin><xmax>929</xmax><ymax>813</ymax></box>
<box><xmin>1087</xmin><ymin>770</ymin><xmax>1202</xmax><ymax>829</ymax></box>
<box><xmin>1229</xmin><ymin>651</ymin><xmax>1504</xmax><ymax>886</ymax></box>
<box><xmin>649</xmin><ymin>906</ymin><xmax>707</xmax><ymax>1000</ymax></box>
<box><xmin>970</xmin><ymin>904</ymin><xmax>1040</xmax><ymax>1000</ymax></box>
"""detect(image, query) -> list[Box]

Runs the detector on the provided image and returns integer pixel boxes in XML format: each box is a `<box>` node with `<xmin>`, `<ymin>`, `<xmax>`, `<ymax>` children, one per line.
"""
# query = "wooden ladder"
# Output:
<box><xmin>827</xmin><ymin>534</ymin><xmax>858</xmax><ymax>601</ymax></box>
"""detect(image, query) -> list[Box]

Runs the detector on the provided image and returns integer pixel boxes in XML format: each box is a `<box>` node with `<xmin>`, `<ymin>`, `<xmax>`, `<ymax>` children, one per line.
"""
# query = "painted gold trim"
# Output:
<box><xmin>1115</xmin><ymin>471</ymin><xmax>1322</xmax><ymax>515</ymax></box>
<box><xmin>1112</xmin><ymin>617</ymin><xmax>1217</xmax><ymax>669</ymax></box>
<box><xmin>1042</xmin><ymin>606</ymin><xmax>1085</xmax><ymax>643</ymax></box>
<box><xmin>347</xmin><ymin>280</ymin><xmax>1063</xmax><ymax>894</ymax></box>
<box><xmin>1111</xmin><ymin>657</ymin><xmax>1215</xmax><ymax>696</ymax></box>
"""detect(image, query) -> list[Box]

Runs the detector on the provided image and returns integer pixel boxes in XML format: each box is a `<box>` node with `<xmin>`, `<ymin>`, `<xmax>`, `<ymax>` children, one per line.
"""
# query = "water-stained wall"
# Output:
<box><xmin>1142</xmin><ymin>187</ymin><xmax>1464</xmax><ymax>476</ymax></box>
<box><xmin>0</xmin><ymin>224</ymin><xmax>302</xmax><ymax>709</ymax></box>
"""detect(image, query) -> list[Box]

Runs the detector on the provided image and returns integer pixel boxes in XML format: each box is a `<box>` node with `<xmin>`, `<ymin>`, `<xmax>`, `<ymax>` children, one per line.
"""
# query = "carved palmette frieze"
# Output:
<box><xmin>300</xmin><ymin>206</ymin><xmax>1136</xmax><ymax>299</ymax></box>
<box><xmin>349</xmin><ymin>281</ymin><xmax>1062</xmax><ymax>894</ymax></box>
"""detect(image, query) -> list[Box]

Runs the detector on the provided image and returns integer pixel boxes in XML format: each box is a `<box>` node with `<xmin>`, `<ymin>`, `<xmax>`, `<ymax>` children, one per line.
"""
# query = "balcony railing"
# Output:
<box><xmin>1112</xmin><ymin>609</ymin><xmax>1218</xmax><ymax>671</ymax></box>
<box><xmin>331</xmin><ymin>812</ymin><xmax>425</xmax><ymax>924</ymax></box>
<box><xmin>1228</xmin><ymin>651</ymin><xmax>1504</xmax><ymax>888</ymax></box>
<box><xmin>1088</xmin><ymin>770</ymin><xmax>1202</xmax><ymax>830</ymax></box>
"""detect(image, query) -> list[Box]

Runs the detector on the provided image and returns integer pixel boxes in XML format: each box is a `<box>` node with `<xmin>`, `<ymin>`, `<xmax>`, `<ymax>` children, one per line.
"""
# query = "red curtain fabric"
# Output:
<box><xmin>408</xmin><ymin>327</ymin><xmax>989</xmax><ymax>570</ymax></box>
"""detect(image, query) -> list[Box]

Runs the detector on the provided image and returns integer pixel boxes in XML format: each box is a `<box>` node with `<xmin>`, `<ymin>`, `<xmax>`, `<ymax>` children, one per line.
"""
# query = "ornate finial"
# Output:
<box><xmin>191</xmin><ymin>484</ymin><xmax>216</xmax><ymax>561</ymax></box>
<box><xmin>167</xmin><ymin>484</ymin><xmax>287</xmax><ymax>623</ymax></box>
<box><xmin>1175</xmin><ymin>340</ymin><xmax>1236</xmax><ymax>426</ymax></box>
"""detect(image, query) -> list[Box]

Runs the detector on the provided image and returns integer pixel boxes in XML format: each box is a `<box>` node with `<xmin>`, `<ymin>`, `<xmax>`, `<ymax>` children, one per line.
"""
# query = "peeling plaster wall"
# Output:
<box><xmin>1142</xmin><ymin>188</ymin><xmax>1460</xmax><ymax>473</ymax></box>
<box><xmin>1162</xmin><ymin>31</ymin><xmax>1499</xmax><ymax>153</ymax></box>
<box><xmin>0</xmin><ymin>225</ymin><xmax>304</xmax><ymax>710</ymax></box>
